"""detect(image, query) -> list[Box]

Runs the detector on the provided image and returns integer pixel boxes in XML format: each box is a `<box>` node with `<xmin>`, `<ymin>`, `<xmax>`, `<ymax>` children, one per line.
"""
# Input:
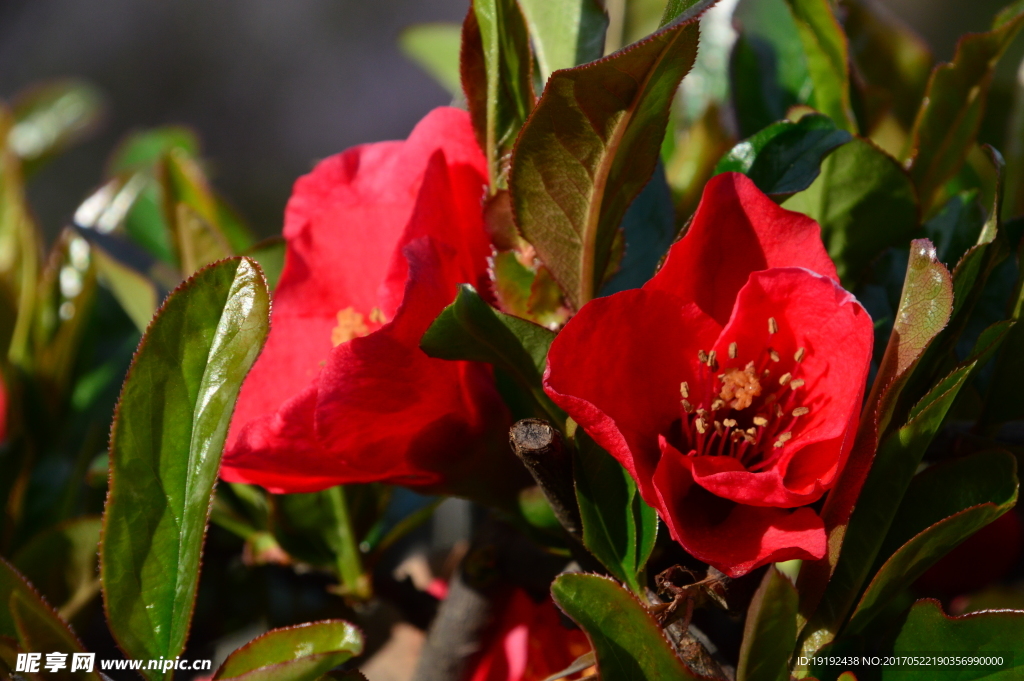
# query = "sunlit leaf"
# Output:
<box><xmin>551</xmin><ymin>573</ymin><xmax>697</xmax><ymax>681</ymax></box>
<box><xmin>213</xmin><ymin>620</ymin><xmax>363</xmax><ymax>681</ymax></box>
<box><xmin>783</xmin><ymin>0</ymin><xmax>856</xmax><ymax>132</ymax></box>
<box><xmin>510</xmin><ymin>0</ymin><xmax>712</xmax><ymax>309</ymax></box>
<box><xmin>8</xmin><ymin>80</ymin><xmax>104</xmax><ymax>174</ymax></box>
<box><xmin>399</xmin><ymin>23</ymin><xmax>463</xmax><ymax>96</ymax></box>
<box><xmin>906</xmin><ymin>0</ymin><xmax>1024</xmax><ymax>210</ymax></box>
<box><xmin>101</xmin><ymin>257</ymin><xmax>270</xmax><ymax>678</ymax></box>
<box><xmin>518</xmin><ymin>0</ymin><xmax>608</xmax><ymax>81</ymax></box>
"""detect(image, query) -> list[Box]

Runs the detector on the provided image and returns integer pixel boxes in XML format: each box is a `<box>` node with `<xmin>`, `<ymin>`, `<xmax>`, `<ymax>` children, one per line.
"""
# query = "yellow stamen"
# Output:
<box><xmin>719</xmin><ymin>365</ymin><xmax>762</xmax><ymax>410</ymax></box>
<box><xmin>331</xmin><ymin>307</ymin><xmax>370</xmax><ymax>346</ymax></box>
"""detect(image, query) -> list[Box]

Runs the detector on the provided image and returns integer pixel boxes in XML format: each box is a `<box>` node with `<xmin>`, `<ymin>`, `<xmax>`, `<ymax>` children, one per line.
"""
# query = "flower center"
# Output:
<box><xmin>331</xmin><ymin>306</ymin><xmax>386</xmax><ymax>346</ymax></box>
<box><xmin>677</xmin><ymin>317</ymin><xmax>810</xmax><ymax>469</ymax></box>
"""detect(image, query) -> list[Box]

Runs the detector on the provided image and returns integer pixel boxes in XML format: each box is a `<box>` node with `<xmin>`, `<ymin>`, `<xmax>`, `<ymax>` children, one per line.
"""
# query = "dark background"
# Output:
<box><xmin>0</xmin><ymin>0</ymin><xmax>1017</xmax><ymax>241</ymax></box>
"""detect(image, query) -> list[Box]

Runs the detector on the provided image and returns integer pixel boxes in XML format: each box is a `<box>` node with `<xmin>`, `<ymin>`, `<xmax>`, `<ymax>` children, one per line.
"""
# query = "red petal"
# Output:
<box><xmin>223</xmin><ymin>108</ymin><xmax>512</xmax><ymax>494</ymax></box>
<box><xmin>544</xmin><ymin>290</ymin><xmax>720</xmax><ymax>500</ymax></box>
<box><xmin>653</xmin><ymin>440</ymin><xmax>826</xmax><ymax>577</ymax></box>
<box><xmin>646</xmin><ymin>173</ymin><xmax>837</xmax><ymax>325</ymax></box>
<box><xmin>688</xmin><ymin>268</ymin><xmax>872</xmax><ymax>506</ymax></box>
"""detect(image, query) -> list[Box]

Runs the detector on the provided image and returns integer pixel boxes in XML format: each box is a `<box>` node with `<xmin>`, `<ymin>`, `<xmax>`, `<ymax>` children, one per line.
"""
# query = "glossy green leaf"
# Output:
<box><xmin>463</xmin><ymin>0</ymin><xmax>535</xmax><ymax>188</ymax></box>
<box><xmin>846</xmin><ymin>451</ymin><xmax>1018</xmax><ymax>635</ymax></box>
<box><xmin>213</xmin><ymin>620</ymin><xmax>363</xmax><ymax>681</ymax></box>
<box><xmin>100</xmin><ymin>257</ymin><xmax>270</xmax><ymax>678</ymax></box>
<box><xmin>573</xmin><ymin>432</ymin><xmax>657</xmax><ymax>595</ymax></box>
<box><xmin>730</xmin><ymin>0</ymin><xmax>811</xmax><ymax>138</ymax></box>
<box><xmin>783</xmin><ymin>0</ymin><xmax>856</xmax><ymax>132</ymax></box>
<box><xmin>714</xmin><ymin>113</ymin><xmax>851</xmax><ymax>198</ymax></box>
<box><xmin>13</xmin><ymin>516</ymin><xmax>101</xmax><ymax>621</ymax></box>
<box><xmin>783</xmin><ymin>137</ymin><xmax>918</xmax><ymax>283</ymax></box>
<box><xmin>398</xmin><ymin>23</ymin><xmax>463</xmax><ymax>96</ymax></box>
<box><xmin>801</xmin><ymin>362</ymin><xmax>971</xmax><ymax>656</ymax></box>
<box><xmin>164</xmin><ymin>150</ymin><xmax>234</xmax><ymax>273</ymax></box>
<box><xmin>511</xmin><ymin>1</ymin><xmax>711</xmax><ymax>310</ymax></box>
<box><xmin>421</xmin><ymin>284</ymin><xmax>560</xmax><ymax>420</ymax></box>
<box><xmin>8</xmin><ymin>80</ymin><xmax>104</xmax><ymax>171</ymax></box>
<box><xmin>840</xmin><ymin>0</ymin><xmax>933</xmax><ymax>130</ymax></box>
<box><xmin>799</xmin><ymin>241</ymin><xmax>953</xmax><ymax>648</ymax></box>
<box><xmin>906</xmin><ymin>1</ymin><xmax>1024</xmax><ymax>210</ymax></box>
<box><xmin>887</xmin><ymin>600</ymin><xmax>1024</xmax><ymax>680</ymax></box>
<box><xmin>738</xmin><ymin>567</ymin><xmax>798</xmax><ymax>681</ymax></box>
<box><xmin>551</xmin><ymin>573</ymin><xmax>696</xmax><ymax>680</ymax></box>
<box><xmin>518</xmin><ymin>0</ymin><xmax>608</xmax><ymax>81</ymax></box>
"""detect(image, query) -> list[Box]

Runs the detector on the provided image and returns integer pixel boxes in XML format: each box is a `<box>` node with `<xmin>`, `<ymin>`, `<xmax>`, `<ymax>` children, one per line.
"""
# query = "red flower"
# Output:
<box><xmin>544</xmin><ymin>173</ymin><xmax>874</xmax><ymax>576</ymax></box>
<box><xmin>467</xmin><ymin>589</ymin><xmax>590</xmax><ymax>681</ymax></box>
<box><xmin>222</xmin><ymin>108</ymin><xmax>518</xmax><ymax>498</ymax></box>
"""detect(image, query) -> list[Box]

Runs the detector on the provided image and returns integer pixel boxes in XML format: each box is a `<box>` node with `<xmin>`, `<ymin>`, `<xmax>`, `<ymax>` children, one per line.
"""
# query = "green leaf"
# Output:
<box><xmin>906</xmin><ymin>1</ymin><xmax>1024</xmax><ymax>211</ymax></box>
<box><xmin>713</xmin><ymin>113</ymin><xmax>851</xmax><ymax>198</ymax></box>
<box><xmin>737</xmin><ymin>567</ymin><xmax>798</xmax><ymax>681</ymax></box>
<box><xmin>730</xmin><ymin>0</ymin><xmax>811</xmax><ymax>138</ymax></box>
<box><xmin>164</xmin><ymin>150</ymin><xmax>234</xmax><ymax>273</ymax></box>
<box><xmin>398</xmin><ymin>23</ymin><xmax>463</xmax><ymax>96</ymax></box>
<box><xmin>801</xmin><ymin>362</ymin><xmax>972</xmax><ymax>655</ymax></box>
<box><xmin>923</xmin><ymin>190</ymin><xmax>985</xmax><ymax>266</ymax></box>
<box><xmin>0</xmin><ymin>559</ymin><xmax>100</xmax><ymax>681</ymax></box>
<box><xmin>100</xmin><ymin>257</ymin><xmax>270</xmax><ymax>677</ymax></box>
<box><xmin>550</xmin><ymin>573</ymin><xmax>697</xmax><ymax>681</ymax></box>
<box><xmin>783</xmin><ymin>0</ymin><xmax>857</xmax><ymax>132</ymax></box>
<box><xmin>840</xmin><ymin>0</ymin><xmax>934</xmax><ymax>130</ymax></box>
<box><xmin>9</xmin><ymin>592</ymin><xmax>100</xmax><ymax>681</ymax></box>
<box><xmin>420</xmin><ymin>284</ymin><xmax>560</xmax><ymax>421</ymax></box>
<box><xmin>573</xmin><ymin>432</ymin><xmax>657</xmax><ymax>595</ymax></box>
<box><xmin>510</xmin><ymin>1</ymin><xmax>711</xmax><ymax>310</ymax></box>
<box><xmin>845</xmin><ymin>450</ymin><xmax>1018</xmax><ymax>635</ymax></box>
<box><xmin>462</xmin><ymin>0</ymin><xmax>535</xmax><ymax>189</ymax></box>
<box><xmin>783</xmin><ymin>137</ymin><xmax>918</xmax><ymax>284</ymax></box>
<box><xmin>888</xmin><ymin>600</ymin><xmax>1024</xmax><ymax>680</ymax></box>
<box><xmin>213</xmin><ymin>620</ymin><xmax>363</xmax><ymax>681</ymax></box>
<box><xmin>88</xmin><ymin>236</ymin><xmax>162</xmax><ymax>333</ymax></box>
<box><xmin>108</xmin><ymin>126</ymin><xmax>200</xmax><ymax>176</ymax></box>
<box><xmin>518</xmin><ymin>0</ymin><xmax>608</xmax><ymax>81</ymax></box>
<box><xmin>599</xmin><ymin>162</ymin><xmax>677</xmax><ymax>294</ymax></box>
<box><xmin>8</xmin><ymin>79</ymin><xmax>104</xmax><ymax>173</ymax></box>
<box><xmin>12</xmin><ymin>516</ymin><xmax>101</xmax><ymax>621</ymax></box>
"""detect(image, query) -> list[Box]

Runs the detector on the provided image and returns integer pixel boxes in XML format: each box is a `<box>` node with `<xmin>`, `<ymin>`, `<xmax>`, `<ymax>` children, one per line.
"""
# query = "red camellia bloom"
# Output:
<box><xmin>221</xmin><ymin>107</ymin><xmax>518</xmax><ymax>498</ymax></box>
<box><xmin>467</xmin><ymin>589</ymin><xmax>590</xmax><ymax>681</ymax></box>
<box><xmin>544</xmin><ymin>173</ymin><xmax>874</xmax><ymax>577</ymax></box>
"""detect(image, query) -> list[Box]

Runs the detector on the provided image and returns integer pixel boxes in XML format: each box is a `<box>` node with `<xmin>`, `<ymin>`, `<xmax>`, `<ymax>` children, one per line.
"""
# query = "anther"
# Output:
<box><xmin>769</xmin><ymin>317</ymin><xmax>778</xmax><ymax>334</ymax></box>
<box><xmin>769</xmin><ymin>350</ymin><xmax>781</xmax><ymax>362</ymax></box>
<box><xmin>697</xmin><ymin>408</ymin><xmax>709</xmax><ymax>419</ymax></box>
<box><xmin>728</xmin><ymin>342</ymin><xmax>738</xmax><ymax>359</ymax></box>
<box><xmin>731</xmin><ymin>430</ymin><xmax>745</xmax><ymax>443</ymax></box>
<box><xmin>779</xmin><ymin>372</ymin><xmax>792</xmax><ymax>386</ymax></box>
<box><xmin>723</xmin><ymin>419</ymin><xmax>737</xmax><ymax>428</ymax></box>
<box><xmin>680</xmin><ymin>381</ymin><xmax>689</xmax><ymax>398</ymax></box>
<box><xmin>743</xmin><ymin>431</ymin><xmax>757</xmax><ymax>444</ymax></box>
<box><xmin>695</xmin><ymin>418</ymin><xmax>707</xmax><ymax>434</ymax></box>
<box><xmin>789</xmin><ymin>379</ymin><xmax>805</xmax><ymax>389</ymax></box>
<box><xmin>714</xmin><ymin>421</ymin><xmax>724</xmax><ymax>435</ymax></box>
<box><xmin>681</xmin><ymin>399</ymin><xmax>693</xmax><ymax>413</ymax></box>
<box><xmin>707</xmin><ymin>350</ymin><xmax>718</xmax><ymax>369</ymax></box>
<box><xmin>711</xmin><ymin>399</ymin><xmax>725</xmax><ymax>411</ymax></box>
<box><xmin>698</xmin><ymin>350</ymin><xmax>708</xmax><ymax>363</ymax></box>
<box><xmin>773</xmin><ymin>432</ymin><xmax>793</xmax><ymax>448</ymax></box>
<box><xmin>792</xmin><ymin>407</ymin><xmax>810</xmax><ymax>417</ymax></box>
<box><xmin>753</xmin><ymin>416</ymin><xmax>768</xmax><ymax>427</ymax></box>
<box><xmin>746</xmin><ymin>427</ymin><xmax>757</xmax><ymax>436</ymax></box>
<box><xmin>794</xmin><ymin>347</ymin><xmax>806</xmax><ymax>362</ymax></box>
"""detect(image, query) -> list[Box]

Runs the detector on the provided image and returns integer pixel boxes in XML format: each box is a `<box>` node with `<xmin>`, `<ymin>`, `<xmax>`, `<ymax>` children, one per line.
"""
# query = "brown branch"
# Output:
<box><xmin>509</xmin><ymin>418</ymin><xmax>582</xmax><ymax>541</ymax></box>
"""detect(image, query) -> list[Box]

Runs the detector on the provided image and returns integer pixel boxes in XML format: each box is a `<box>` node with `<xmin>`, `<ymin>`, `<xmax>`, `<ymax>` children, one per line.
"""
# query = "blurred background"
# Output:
<box><xmin>0</xmin><ymin>0</ymin><xmax>1020</xmax><ymax>244</ymax></box>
